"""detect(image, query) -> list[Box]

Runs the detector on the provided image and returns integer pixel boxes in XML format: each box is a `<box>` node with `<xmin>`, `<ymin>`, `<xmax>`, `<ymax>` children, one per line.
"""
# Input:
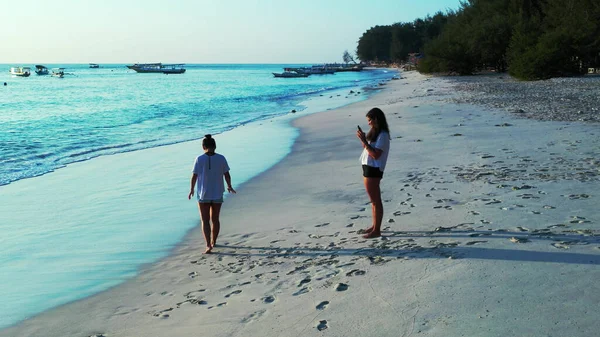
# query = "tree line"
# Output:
<box><xmin>356</xmin><ymin>0</ymin><xmax>600</xmax><ymax>80</ymax></box>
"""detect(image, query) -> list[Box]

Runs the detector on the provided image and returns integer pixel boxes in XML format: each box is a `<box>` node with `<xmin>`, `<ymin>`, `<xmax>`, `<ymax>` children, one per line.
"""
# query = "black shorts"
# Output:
<box><xmin>362</xmin><ymin>165</ymin><xmax>383</xmax><ymax>178</ymax></box>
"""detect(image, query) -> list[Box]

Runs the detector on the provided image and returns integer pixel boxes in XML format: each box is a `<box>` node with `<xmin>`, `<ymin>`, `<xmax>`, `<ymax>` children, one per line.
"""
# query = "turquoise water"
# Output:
<box><xmin>0</xmin><ymin>64</ymin><xmax>392</xmax><ymax>186</ymax></box>
<box><xmin>0</xmin><ymin>64</ymin><xmax>396</xmax><ymax>329</ymax></box>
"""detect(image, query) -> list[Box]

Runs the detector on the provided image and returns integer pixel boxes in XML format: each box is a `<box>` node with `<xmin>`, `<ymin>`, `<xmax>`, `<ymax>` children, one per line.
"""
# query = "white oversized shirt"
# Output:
<box><xmin>360</xmin><ymin>131</ymin><xmax>390</xmax><ymax>172</ymax></box>
<box><xmin>192</xmin><ymin>153</ymin><xmax>230</xmax><ymax>200</ymax></box>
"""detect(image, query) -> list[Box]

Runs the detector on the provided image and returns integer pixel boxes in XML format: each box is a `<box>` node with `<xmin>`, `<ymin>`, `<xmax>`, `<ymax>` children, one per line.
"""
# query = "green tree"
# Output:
<box><xmin>357</xmin><ymin>25</ymin><xmax>392</xmax><ymax>62</ymax></box>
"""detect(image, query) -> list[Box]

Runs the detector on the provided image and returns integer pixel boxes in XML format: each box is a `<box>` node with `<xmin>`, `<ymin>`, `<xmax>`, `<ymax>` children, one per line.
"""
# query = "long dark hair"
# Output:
<box><xmin>366</xmin><ymin>107</ymin><xmax>390</xmax><ymax>141</ymax></box>
<box><xmin>202</xmin><ymin>134</ymin><xmax>216</xmax><ymax>150</ymax></box>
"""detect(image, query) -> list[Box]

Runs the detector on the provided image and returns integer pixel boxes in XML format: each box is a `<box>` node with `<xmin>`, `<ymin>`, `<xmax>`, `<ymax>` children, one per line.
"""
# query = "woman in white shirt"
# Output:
<box><xmin>356</xmin><ymin>108</ymin><xmax>390</xmax><ymax>238</ymax></box>
<box><xmin>188</xmin><ymin>134</ymin><xmax>236</xmax><ymax>254</ymax></box>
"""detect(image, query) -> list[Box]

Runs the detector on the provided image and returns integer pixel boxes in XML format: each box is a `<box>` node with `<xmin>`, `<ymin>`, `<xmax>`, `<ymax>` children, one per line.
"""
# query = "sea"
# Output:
<box><xmin>0</xmin><ymin>64</ymin><xmax>396</xmax><ymax>329</ymax></box>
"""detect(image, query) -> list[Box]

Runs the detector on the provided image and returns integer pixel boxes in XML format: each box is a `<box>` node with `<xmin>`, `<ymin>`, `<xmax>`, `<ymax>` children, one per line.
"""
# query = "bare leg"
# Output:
<box><xmin>361</xmin><ymin>177</ymin><xmax>375</xmax><ymax>234</ymax></box>
<box><xmin>210</xmin><ymin>203</ymin><xmax>222</xmax><ymax>247</ymax></box>
<box><xmin>363</xmin><ymin>177</ymin><xmax>383</xmax><ymax>238</ymax></box>
<box><xmin>199</xmin><ymin>203</ymin><xmax>213</xmax><ymax>253</ymax></box>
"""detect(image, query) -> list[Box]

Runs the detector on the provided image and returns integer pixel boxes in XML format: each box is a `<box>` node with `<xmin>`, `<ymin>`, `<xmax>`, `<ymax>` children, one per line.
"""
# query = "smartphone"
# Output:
<box><xmin>357</xmin><ymin>125</ymin><xmax>362</xmax><ymax>132</ymax></box>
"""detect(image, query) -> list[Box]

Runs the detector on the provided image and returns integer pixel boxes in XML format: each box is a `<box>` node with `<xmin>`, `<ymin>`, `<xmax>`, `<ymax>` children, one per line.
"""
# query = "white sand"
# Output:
<box><xmin>3</xmin><ymin>71</ymin><xmax>600</xmax><ymax>337</ymax></box>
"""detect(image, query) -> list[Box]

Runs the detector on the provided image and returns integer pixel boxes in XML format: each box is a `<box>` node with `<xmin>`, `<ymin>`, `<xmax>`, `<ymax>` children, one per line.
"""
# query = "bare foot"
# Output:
<box><xmin>358</xmin><ymin>226</ymin><xmax>374</xmax><ymax>234</ymax></box>
<box><xmin>363</xmin><ymin>231</ymin><xmax>381</xmax><ymax>239</ymax></box>
<box><xmin>203</xmin><ymin>246</ymin><xmax>213</xmax><ymax>254</ymax></box>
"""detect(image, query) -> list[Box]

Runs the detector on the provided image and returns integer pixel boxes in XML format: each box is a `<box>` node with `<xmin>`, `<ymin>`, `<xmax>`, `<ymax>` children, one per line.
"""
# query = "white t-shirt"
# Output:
<box><xmin>360</xmin><ymin>131</ymin><xmax>390</xmax><ymax>171</ymax></box>
<box><xmin>192</xmin><ymin>153</ymin><xmax>230</xmax><ymax>200</ymax></box>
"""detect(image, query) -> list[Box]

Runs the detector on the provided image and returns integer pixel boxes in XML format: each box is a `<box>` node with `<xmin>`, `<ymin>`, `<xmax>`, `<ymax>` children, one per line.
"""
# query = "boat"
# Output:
<box><xmin>51</xmin><ymin>68</ymin><xmax>65</xmax><ymax>78</ymax></box>
<box><xmin>285</xmin><ymin>66</ymin><xmax>335</xmax><ymax>75</ymax></box>
<box><xmin>9</xmin><ymin>67</ymin><xmax>31</xmax><ymax>77</ymax></box>
<box><xmin>272</xmin><ymin>71</ymin><xmax>310</xmax><ymax>78</ymax></box>
<box><xmin>89</xmin><ymin>63</ymin><xmax>99</xmax><ymax>68</ymax></box>
<box><xmin>126</xmin><ymin>63</ymin><xmax>186</xmax><ymax>74</ymax></box>
<box><xmin>35</xmin><ymin>65</ymin><xmax>49</xmax><ymax>75</ymax></box>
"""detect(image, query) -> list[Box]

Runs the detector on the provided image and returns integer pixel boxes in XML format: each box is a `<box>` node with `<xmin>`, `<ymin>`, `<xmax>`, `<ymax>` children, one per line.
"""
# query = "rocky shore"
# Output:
<box><xmin>446</xmin><ymin>74</ymin><xmax>600</xmax><ymax>123</ymax></box>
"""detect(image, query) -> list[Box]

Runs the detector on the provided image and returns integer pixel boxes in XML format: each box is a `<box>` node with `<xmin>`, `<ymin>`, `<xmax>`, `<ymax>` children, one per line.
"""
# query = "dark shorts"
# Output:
<box><xmin>198</xmin><ymin>198</ymin><xmax>223</xmax><ymax>204</ymax></box>
<box><xmin>362</xmin><ymin>165</ymin><xmax>383</xmax><ymax>178</ymax></box>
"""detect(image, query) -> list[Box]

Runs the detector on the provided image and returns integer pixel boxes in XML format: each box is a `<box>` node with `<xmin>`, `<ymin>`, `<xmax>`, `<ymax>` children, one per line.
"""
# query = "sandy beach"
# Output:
<box><xmin>3</xmin><ymin>71</ymin><xmax>600</xmax><ymax>337</ymax></box>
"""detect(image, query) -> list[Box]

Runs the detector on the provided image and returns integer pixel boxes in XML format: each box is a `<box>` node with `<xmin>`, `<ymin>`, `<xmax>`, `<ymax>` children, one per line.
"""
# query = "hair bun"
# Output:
<box><xmin>204</xmin><ymin>134</ymin><xmax>212</xmax><ymax>139</ymax></box>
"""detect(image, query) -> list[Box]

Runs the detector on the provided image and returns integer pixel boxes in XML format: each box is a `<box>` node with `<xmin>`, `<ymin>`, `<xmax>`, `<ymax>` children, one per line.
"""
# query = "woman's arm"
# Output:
<box><xmin>363</xmin><ymin>142</ymin><xmax>383</xmax><ymax>159</ymax></box>
<box><xmin>224</xmin><ymin>171</ymin><xmax>236</xmax><ymax>193</ymax></box>
<box><xmin>188</xmin><ymin>173</ymin><xmax>197</xmax><ymax>200</ymax></box>
<box><xmin>357</xmin><ymin>131</ymin><xmax>383</xmax><ymax>159</ymax></box>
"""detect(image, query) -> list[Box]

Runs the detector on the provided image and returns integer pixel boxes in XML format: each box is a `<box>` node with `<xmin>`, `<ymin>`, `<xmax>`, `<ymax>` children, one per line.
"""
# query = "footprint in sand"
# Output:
<box><xmin>298</xmin><ymin>277</ymin><xmax>311</xmax><ymax>287</ymax></box>
<box><xmin>184</xmin><ymin>289</ymin><xmax>207</xmax><ymax>298</ymax></box>
<box><xmin>334</xmin><ymin>283</ymin><xmax>349</xmax><ymax>291</ymax></box>
<box><xmin>241</xmin><ymin>309</ymin><xmax>266</xmax><ymax>323</ymax></box>
<box><xmin>317</xmin><ymin>320</ymin><xmax>329</xmax><ymax>331</ymax></box>
<box><xmin>315</xmin><ymin>223</ymin><xmax>330</xmax><ymax>227</ymax></box>
<box><xmin>225</xmin><ymin>290</ymin><xmax>242</xmax><ymax>298</ymax></box>
<box><xmin>316</xmin><ymin>301</ymin><xmax>330</xmax><ymax>310</ymax></box>
<box><xmin>345</xmin><ymin>269</ymin><xmax>366</xmax><ymax>277</ymax></box>
<box><xmin>151</xmin><ymin>307</ymin><xmax>173</xmax><ymax>319</ymax></box>
<box><xmin>293</xmin><ymin>287</ymin><xmax>311</xmax><ymax>296</ymax></box>
<box><xmin>262</xmin><ymin>295</ymin><xmax>275</xmax><ymax>304</ymax></box>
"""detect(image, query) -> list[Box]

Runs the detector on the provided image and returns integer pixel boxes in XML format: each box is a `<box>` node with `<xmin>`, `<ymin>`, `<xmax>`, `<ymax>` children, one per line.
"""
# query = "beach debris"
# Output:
<box><xmin>551</xmin><ymin>242</ymin><xmax>570</xmax><ymax>249</ymax></box>
<box><xmin>465</xmin><ymin>240</ymin><xmax>488</xmax><ymax>245</ymax></box>
<box><xmin>509</xmin><ymin>237</ymin><xmax>530</xmax><ymax>243</ymax></box>
<box><xmin>512</xmin><ymin>185</ymin><xmax>535</xmax><ymax>190</ymax></box>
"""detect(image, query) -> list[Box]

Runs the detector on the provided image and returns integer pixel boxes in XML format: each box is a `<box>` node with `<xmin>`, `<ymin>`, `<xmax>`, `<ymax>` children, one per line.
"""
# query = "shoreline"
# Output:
<box><xmin>0</xmin><ymin>75</ymin><xmax>391</xmax><ymax>331</ymax></box>
<box><xmin>3</xmin><ymin>71</ymin><xmax>600</xmax><ymax>337</ymax></box>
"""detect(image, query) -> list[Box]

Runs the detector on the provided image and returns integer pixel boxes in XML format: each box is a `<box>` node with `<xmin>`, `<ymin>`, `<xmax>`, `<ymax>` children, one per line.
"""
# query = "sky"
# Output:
<box><xmin>1</xmin><ymin>0</ymin><xmax>463</xmax><ymax>64</ymax></box>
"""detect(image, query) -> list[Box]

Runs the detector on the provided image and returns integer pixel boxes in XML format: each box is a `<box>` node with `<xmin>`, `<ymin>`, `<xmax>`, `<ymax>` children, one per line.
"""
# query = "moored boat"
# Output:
<box><xmin>126</xmin><ymin>63</ymin><xmax>186</xmax><ymax>74</ymax></box>
<box><xmin>285</xmin><ymin>66</ymin><xmax>335</xmax><ymax>75</ymax></box>
<box><xmin>9</xmin><ymin>67</ymin><xmax>31</xmax><ymax>77</ymax></box>
<box><xmin>273</xmin><ymin>71</ymin><xmax>310</xmax><ymax>78</ymax></box>
<box><xmin>51</xmin><ymin>68</ymin><xmax>65</xmax><ymax>78</ymax></box>
<box><xmin>35</xmin><ymin>65</ymin><xmax>49</xmax><ymax>75</ymax></box>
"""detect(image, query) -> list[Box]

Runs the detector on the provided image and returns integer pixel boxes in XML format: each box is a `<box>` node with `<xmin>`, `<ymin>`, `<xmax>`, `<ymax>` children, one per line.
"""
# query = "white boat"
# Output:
<box><xmin>89</xmin><ymin>63</ymin><xmax>99</xmax><ymax>68</ymax></box>
<box><xmin>9</xmin><ymin>67</ymin><xmax>31</xmax><ymax>77</ymax></box>
<box><xmin>126</xmin><ymin>63</ymin><xmax>186</xmax><ymax>74</ymax></box>
<box><xmin>286</xmin><ymin>66</ymin><xmax>335</xmax><ymax>75</ymax></box>
<box><xmin>51</xmin><ymin>68</ymin><xmax>65</xmax><ymax>78</ymax></box>
<box><xmin>273</xmin><ymin>71</ymin><xmax>310</xmax><ymax>78</ymax></box>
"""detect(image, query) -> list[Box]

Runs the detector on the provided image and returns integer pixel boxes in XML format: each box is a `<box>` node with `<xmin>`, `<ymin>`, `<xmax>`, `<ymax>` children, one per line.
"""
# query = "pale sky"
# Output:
<box><xmin>1</xmin><ymin>0</ymin><xmax>463</xmax><ymax>64</ymax></box>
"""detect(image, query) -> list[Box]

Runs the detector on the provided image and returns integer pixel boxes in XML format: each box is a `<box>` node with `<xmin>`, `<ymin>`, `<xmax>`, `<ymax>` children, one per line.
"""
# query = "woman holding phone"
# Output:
<box><xmin>356</xmin><ymin>108</ymin><xmax>391</xmax><ymax>238</ymax></box>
